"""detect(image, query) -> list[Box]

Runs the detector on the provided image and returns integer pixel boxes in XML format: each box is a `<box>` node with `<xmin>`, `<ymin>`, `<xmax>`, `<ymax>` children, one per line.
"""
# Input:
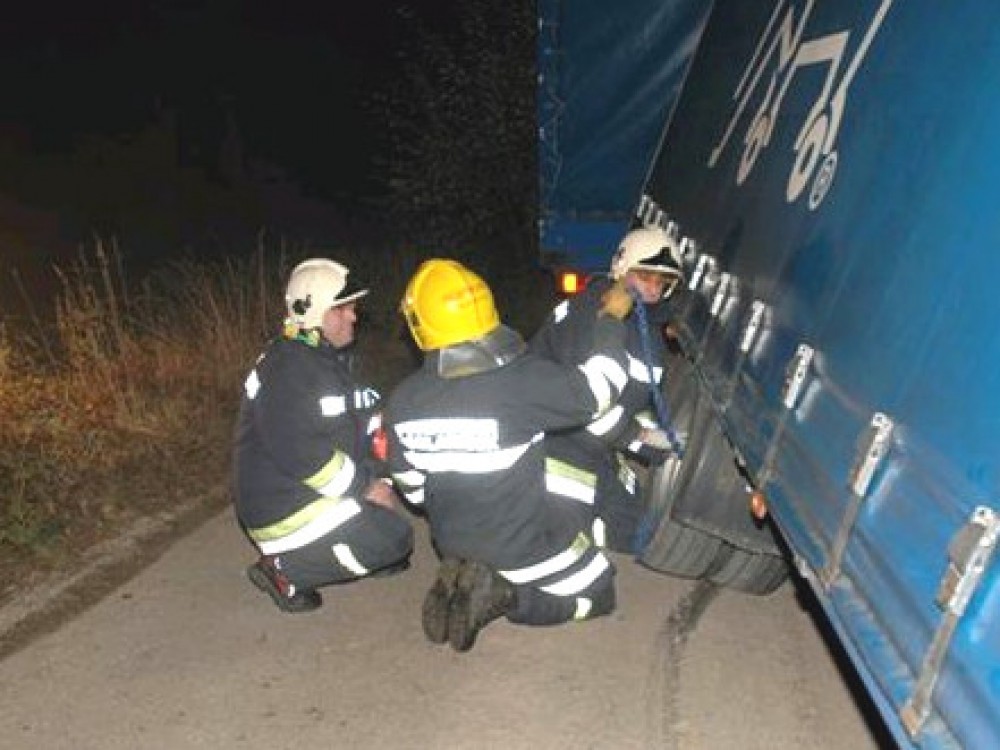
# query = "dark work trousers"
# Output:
<box><xmin>594</xmin><ymin>455</ymin><xmax>644</xmax><ymax>554</ymax></box>
<box><xmin>506</xmin><ymin>558</ymin><xmax>616</xmax><ymax>626</ymax></box>
<box><xmin>277</xmin><ymin>503</ymin><xmax>413</xmax><ymax>591</ymax></box>
<box><xmin>546</xmin><ymin>431</ymin><xmax>645</xmax><ymax>555</ymax></box>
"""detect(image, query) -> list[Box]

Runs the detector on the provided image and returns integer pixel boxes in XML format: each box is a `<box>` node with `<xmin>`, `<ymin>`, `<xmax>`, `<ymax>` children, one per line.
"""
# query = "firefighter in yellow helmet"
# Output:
<box><xmin>234</xmin><ymin>258</ymin><xmax>413</xmax><ymax>613</ymax></box>
<box><xmin>386</xmin><ymin>258</ymin><xmax>634</xmax><ymax>651</ymax></box>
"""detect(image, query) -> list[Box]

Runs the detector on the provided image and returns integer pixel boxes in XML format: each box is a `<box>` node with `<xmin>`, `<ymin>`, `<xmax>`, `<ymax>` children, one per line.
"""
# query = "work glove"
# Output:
<box><xmin>630</xmin><ymin>427</ymin><xmax>680</xmax><ymax>466</ymax></box>
<box><xmin>599</xmin><ymin>279</ymin><xmax>634</xmax><ymax>320</ymax></box>
<box><xmin>640</xmin><ymin>427</ymin><xmax>672</xmax><ymax>449</ymax></box>
<box><xmin>631</xmin><ymin>443</ymin><xmax>672</xmax><ymax>467</ymax></box>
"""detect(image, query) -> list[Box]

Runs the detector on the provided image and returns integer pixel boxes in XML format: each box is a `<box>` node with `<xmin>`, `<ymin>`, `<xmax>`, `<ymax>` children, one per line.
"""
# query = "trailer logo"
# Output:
<box><xmin>708</xmin><ymin>0</ymin><xmax>894</xmax><ymax>210</ymax></box>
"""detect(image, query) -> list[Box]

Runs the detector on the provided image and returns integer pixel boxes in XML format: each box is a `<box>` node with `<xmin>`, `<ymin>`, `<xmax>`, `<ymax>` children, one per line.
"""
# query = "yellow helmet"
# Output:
<box><xmin>401</xmin><ymin>259</ymin><xmax>500</xmax><ymax>351</ymax></box>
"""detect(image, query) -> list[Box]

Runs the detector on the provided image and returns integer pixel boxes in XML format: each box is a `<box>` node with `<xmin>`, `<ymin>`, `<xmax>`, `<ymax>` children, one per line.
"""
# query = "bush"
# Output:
<box><xmin>0</xmin><ymin>240</ymin><xmax>279</xmax><ymax>579</ymax></box>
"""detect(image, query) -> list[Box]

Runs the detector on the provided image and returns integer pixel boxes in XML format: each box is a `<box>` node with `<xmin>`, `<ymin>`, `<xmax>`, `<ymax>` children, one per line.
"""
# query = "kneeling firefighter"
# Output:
<box><xmin>385</xmin><ymin>258</ymin><xmax>634</xmax><ymax>651</ymax></box>
<box><xmin>234</xmin><ymin>258</ymin><xmax>414</xmax><ymax>613</ymax></box>
<box><xmin>530</xmin><ymin>226</ymin><xmax>686</xmax><ymax>553</ymax></box>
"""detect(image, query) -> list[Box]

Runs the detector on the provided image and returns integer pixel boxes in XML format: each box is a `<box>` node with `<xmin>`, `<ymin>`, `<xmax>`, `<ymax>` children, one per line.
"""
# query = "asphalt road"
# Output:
<box><xmin>0</xmin><ymin>510</ymin><xmax>890</xmax><ymax>749</ymax></box>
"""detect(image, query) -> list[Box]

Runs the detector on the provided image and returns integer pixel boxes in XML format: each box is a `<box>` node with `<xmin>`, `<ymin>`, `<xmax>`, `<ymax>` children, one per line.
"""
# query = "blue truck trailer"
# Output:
<box><xmin>537</xmin><ymin>2</ymin><xmax>1000</xmax><ymax>748</ymax></box>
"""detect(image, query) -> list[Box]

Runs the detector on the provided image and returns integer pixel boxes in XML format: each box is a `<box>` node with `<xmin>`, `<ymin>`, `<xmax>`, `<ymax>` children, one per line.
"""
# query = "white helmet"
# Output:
<box><xmin>285</xmin><ymin>258</ymin><xmax>368</xmax><ymax>330</ymax></box>
<box><xmin>609</xmin><ymin>227</ymin><xmax>685</xmax><ymax>282</ymax></box>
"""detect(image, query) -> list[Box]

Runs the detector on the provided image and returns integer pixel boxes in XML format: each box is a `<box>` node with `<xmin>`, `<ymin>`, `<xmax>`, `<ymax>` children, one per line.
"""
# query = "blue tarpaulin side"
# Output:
<box><xmin>644</xmin><ymin>1</ymin><xmax>1000</xmax><ymax>746</ymax></box>
<box><xmin>536</xmin><ymin>0</ymin><xmax>712</xmax><ymax>271</ymax></box>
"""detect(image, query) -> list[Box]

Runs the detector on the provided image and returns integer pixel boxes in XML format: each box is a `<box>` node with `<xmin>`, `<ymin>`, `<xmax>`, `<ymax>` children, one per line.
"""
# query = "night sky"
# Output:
<box><xmin>2</xmin><ymin>2</ymin><xmax>423</xmax><ymax>192</ymax></box>
<box><xmin>0</xmin><ymin>0</ymin><xmax>462</xmax><ymax>272</ymax></box>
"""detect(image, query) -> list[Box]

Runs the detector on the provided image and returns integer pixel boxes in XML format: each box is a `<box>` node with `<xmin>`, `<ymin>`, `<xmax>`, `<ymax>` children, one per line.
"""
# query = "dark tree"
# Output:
<box><xmin>376</xmin><ymin>0</ymin><xmax>538</xmax><ymax>285</ymax></box>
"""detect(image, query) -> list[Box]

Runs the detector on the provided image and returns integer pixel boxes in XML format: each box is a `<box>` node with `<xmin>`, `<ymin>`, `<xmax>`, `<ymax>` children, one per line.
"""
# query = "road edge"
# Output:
<box><xmin>0</xmin><ymin>488</ymin><xmax>231</xmax><ymax>660</ymax></box>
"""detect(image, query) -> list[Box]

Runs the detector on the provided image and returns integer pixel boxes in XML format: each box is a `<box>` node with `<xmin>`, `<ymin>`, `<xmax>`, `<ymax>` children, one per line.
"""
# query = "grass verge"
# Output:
<box><xmin>0</xmin><ymin>238</ymin><xmax>553</xmax><ymax>614</ymax></box>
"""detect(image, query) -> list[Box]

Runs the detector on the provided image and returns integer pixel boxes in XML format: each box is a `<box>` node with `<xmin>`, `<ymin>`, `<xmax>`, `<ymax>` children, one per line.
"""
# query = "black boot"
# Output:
<box><xmin>447</xmin><ymin>560</ymin><xmax>516</xmax><ymax>652</ymax></box>
<box><xmin>246</xmin><ymin>556</ymin><xmax>322</xmax><ymax>614</ymax></box>
<box><xmin>422</xmin><ymin>558</ymin><xmax>463</xmax><ymax>644</ymax></box>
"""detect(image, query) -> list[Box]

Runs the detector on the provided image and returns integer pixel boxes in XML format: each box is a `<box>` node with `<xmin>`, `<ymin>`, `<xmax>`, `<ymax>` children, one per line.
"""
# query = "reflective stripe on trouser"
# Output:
<box><xmin>506</xmin><ymin>561</ymin><xmax>615</xmax><ymax>626</ymax></box>
<box><xmin>274</xmin><ymin>503</ymin><xmax>413</xmax><ymax>590</ymax></box>
<box><xmin>544</xmin><ymin>457</ymin><xmax>596</xmax><ymax>505</ymax></box>
<box><xmin>544</xmin><ymin>456</ymin><xmax>599</xmax><ymax>544</ymax></box>
<box><xmin>248</xmin><ymin>498</ymin><xmax>362</xmax><ymax>555</ymax></box>
<box><xmin>498</xmin><ymin>533</ymin><xmax>616</xmax><ymax>626</ymax></box>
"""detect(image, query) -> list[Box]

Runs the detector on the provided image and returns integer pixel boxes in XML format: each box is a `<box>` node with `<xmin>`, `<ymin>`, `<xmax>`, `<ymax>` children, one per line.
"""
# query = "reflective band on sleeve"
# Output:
<box><xmin>545</xmin><ymin>457</ymin><xmax>596</xmax><ymax>504</ymax></box>
<box><xmin>578</xmin><ymin>360</ymin><xmax>612</xmax><ymax>412</ymax></box>
<box><xmin>574</xmin><ymin>597</ymin><xmax>593</xmax><ymax>620</ymax></box>
<box><xmin>627</xmin><ymin>354</ymin><xmax>663</xmax><ymax>384</ymax></box>
<box><xmin>592</xmin><ymin>518</ymin><xmax>607</xmax><ymax>548</ymax></box>
<box><xmin>590</xmin><ymin>354</ymin><xmax>628</xmax><ymax>392</ymax></box>
<box><xmin>251</xmin><ymin>499</ymin><xmax>362</xmax><ymax>555</ymax></box>
<box><xmin>403</xmin><ymin>488</ymin><xmax>425</xmax><ymax>505</ymax></box>
<box><xmin>579</xmin><ymin>354</ymin><xmax>628</xmax><ymax>412</ymax></box>
<box><xmin>244</xmin><ymin>370</ymin><xmax>261</xmax><ymax>399</ymax></box>
<box><xmin>540</xmin><ymin>553</ymin><xmax>610</xmax><ymax>596</ymax></box>
<box><xmin>634</xmin><ymin>411</ymin><xmax>658</xmax><ymax>429</ymax></box>
<box><xmin>319</xmin><ymin>395</ymin><xmax>347</xmax><ymax>416</ymax></box>
<box><xmin>332</xmin><ymin>543</ymin><xmax>369</xmax><ymax>576</ymax></box>
<box><xmin>392</xmin><ymin>469</ymin><xmax>426</xmax><ymax>489</ymax></box>
<box><xmin>586</xmin><ymin>405</ymin><xmax>625</xmax><ymax>437</ymax></box>
<box><xmin>500</xmin><ymin>532</ymin><xmax>590</xmax><ymax>584</ymax></box>
<box><xmin>305</xmin><ymin>452</ymin><xmax>356</xmax><ymax>498</ymax></box>
<box><xmin>553</xmin><ymin>299</ymin><xmax>570</xmax><ymax>324</ymax></box>
<box><xmin>392</xmin><ymin>469</ymin><xmax>426</xmax><ymax>505</ymax></box>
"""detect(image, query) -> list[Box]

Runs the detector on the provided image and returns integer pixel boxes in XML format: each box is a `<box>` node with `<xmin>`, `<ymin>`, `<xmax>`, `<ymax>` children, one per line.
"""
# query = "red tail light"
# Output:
<box><xmin>372</xmin><ymin>426</ymin><xmax>388</xmax><ymax>462</ymax></box>
<box><xmin>557</xmin><ymin>270</ymin><xmax>585</xmax><ymax>295</ymax></box>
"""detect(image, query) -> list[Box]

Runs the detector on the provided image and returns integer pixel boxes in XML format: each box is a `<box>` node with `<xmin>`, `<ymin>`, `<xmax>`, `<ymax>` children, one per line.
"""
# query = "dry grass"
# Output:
<box><xmin>0</xmin><ymin>238</ymin><xmax>550</xmax><ymax>600</ymax></box>
<box><xmin>0</xmin><ymin>240</ymin><xmax>289</xmax><ymax>593</ymax></box>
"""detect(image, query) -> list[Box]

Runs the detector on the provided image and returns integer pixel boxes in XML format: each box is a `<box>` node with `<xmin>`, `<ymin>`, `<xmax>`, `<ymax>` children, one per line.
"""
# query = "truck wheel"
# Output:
<box><xmin>708</xmin><ymin>545</ymin><xmax>789</xmax><ymax>595</ymax></box>
<box><xmin>640</xmin><ymin>515</ymin><xmax>732</xmax><ymax>579</ymax></box>
<box><xmin>638</xmin><ymin>392</ymin><xmax>733</xmax><ymax>578</ymax></box>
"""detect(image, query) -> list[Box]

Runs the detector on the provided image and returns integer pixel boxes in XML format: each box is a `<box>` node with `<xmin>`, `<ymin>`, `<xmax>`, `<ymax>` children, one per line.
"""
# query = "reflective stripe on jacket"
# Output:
<box><xmin>234</xmin><ymin>336</ymin><xmax>381</xmax><ymax>546</ymax></box>
<box><xmin>387</xmin><ymin>315</ymin><xmax>627</xmax><ymax>574</ymax></box>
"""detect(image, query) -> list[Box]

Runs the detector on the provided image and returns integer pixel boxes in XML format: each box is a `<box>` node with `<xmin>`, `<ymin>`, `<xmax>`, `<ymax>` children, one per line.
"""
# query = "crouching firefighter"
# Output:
<box><xmin>234</xmin><ymin>258</ymin><xmax>414</xmax><ymax>613</ymax></box>
<box><xmin>385</xmin><ymin>258</ymin><xmax>634</xmax><ymax>651</ymax></box>
<box><xmin>530</xmin><ymin>226</ymin><xmax>685</xmax><ymax>553</ymax></box>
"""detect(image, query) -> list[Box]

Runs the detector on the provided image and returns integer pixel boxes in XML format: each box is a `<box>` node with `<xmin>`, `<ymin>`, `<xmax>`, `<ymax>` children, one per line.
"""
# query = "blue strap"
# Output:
<box><xmin>629</xmin><ymin>288</ymin><xmax>683</xmax><ymax>458</ymax></box>
<box><xmin>628</xmin><ymin>287</ymin><xmax>684</xmax><ymax>556</ymax></box>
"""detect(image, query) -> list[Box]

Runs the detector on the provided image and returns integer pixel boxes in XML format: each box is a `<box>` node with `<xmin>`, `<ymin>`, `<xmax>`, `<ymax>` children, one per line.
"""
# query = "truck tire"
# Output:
<box><xmin>638</xmin><ymin>384</ymin><xmax>733</xmax><ymax>578</ymax></box>
<box><xmin>640</xmin><ymin>514</ymin><xmax>732</xmax><ymax>579</ymax></box>
<box><xmin>709</xmin><ymin>545</ymin><xmax>789</xmax><ymax>595</ymax></box>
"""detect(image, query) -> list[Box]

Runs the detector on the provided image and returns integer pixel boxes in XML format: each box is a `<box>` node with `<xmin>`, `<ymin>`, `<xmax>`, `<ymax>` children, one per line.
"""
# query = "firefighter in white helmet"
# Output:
<box><xmin>531</xmin><ymin>226</ymin><xmax>685</xmax><ymax>553</ymax></box>
<box><xmin>386</xmin><ymin>258</ymin><xmax>634</xmax><ymax>651</ymax></box>
<box><xmin>234</xmin><ymin>258</ymin><xmax>413</xmax><ymax>613</ymax></box>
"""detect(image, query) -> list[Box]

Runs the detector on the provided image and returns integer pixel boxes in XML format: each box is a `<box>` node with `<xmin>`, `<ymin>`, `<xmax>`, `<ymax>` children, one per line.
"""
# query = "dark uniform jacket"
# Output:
<box><xmin>234</xmin><ymin>334</ymin><xmax>382</xmax><ymax>542</ymax></box>
<box><xmin>386</xmin><ymin>315</ymin><xmax>628</xmax><ymax>578</ymax></box>
<box><xmin>531</xmin><ymin>275</ymin><xmax>671</xmax><ymax>464</ymax></box>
